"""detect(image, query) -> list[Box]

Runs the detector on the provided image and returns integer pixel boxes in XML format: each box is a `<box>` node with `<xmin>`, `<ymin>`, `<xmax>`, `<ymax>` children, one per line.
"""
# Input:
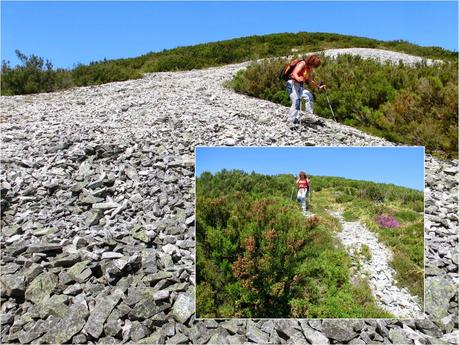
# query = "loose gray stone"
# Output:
<box><xmin>101</xmin><ymin>251</ymin><xmax>124</xmax><ymax>259</ymax></box>
<box><xmin>43</xmin><ymin>303</ymin><xmax>89</xmax><ymax>344</ymax></box>
<box><xmin>130</xmin><ymin>321</ymin><xmax>150</xmax><ymax>341</ymax></box>
<box><xmin>300</xmin><ymin>321</ymin><xmax>330</xmax><ymax>345</ymax></box>
<box><xmin>166</xmin><ymin>332</ymin><xmax>189</xmax><ymax>344</ymax></box>
<box><xmin>153</xmin><ymin>290</ymin><xmax>170</xmax><ymax>301</ymax></box>
<box><xmin>388</xmin><ymin>328</ymin><xmax>410</xmax><ymax>345</ymax></box>
<box><xmin>84</xmin><ymin>290</ymin><xmax>123</xmax><ymax>338</ymax></box>
<box><xmin>322</xmin><ymin>320</ymin><xmax>358</xmax><ymax>342</ymax></box>
<box><xmin>25</xmin><ymin>272</ymin><xmax>58</xmax><ymax>304</ymax></box>
<box><xmin>172</xmin><ymin>293</ymin><xmax>194</xmax><ymax>323</ymax></box>
<box><xmin>128</xmin><ymin>296</ymin><xmax>160</xmax><ymax>320</ymax></box>
<box><xmin>0</xmin><ymin>274</ymin><xmax>25</xmax><ymax>297</ymax></box>
<box><xmin>425</xmin><ymin>277</ymin><xmax>456</xmax><ymax>320</ymax></box>
<box><xmin>17</xmin><ymin>320</ymin><xmax>46</xmax><ymax>343</ymax></box>
<box><xmin>246</xmin><ymin>321</ymin><xmax>269</xmax><ymax>344</ymax></box>
<box><xmin>138</xmin><ymin>331</ymin><xmax>165</xmax><ymax>344</ymax></box>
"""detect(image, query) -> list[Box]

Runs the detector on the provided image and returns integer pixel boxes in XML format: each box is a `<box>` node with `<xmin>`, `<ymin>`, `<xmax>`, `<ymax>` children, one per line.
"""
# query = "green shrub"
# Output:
<box><xmin>394</xmin><ymin>210</ymin><xmax>421</xmax><ymax>222</ymax></box>
<box><xmin>1</xmin><ymin>50</ymin><xmax>70</xmax><ymax>95</ymax></box>
<box><xmin>196</xmin><ymin>170</ymin><xmax>396</xmax><ymax>318</ymax></box>
<box><xmin>3</xmin><ymin>32</ymin><xmax>456</xmax><ymax>96</ymax></box>
<box><xmin>71</xmin><ymin>62</ymin><xmax>142</xmax><ymax>86</ymax></box>
<box><xmin>343</xmin><ymin>210</ymin><xmax>358</xmax><ymax>221</ymax></box>
<box><xmin>336</xmin><ymin>194</ymin><xmax>354</xmax><ymax>203</ymax></box>
<box><xmin>361</xmin><ymin>244</ymin><xmax>372</xmax><ymax>261</ymax></box>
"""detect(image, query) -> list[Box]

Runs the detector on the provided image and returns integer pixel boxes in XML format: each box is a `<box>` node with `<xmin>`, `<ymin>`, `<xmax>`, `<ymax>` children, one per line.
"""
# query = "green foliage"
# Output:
<box><xmin>197</xmin><ymin>170</ymin><xmax>394</xmax><ymax>318</ymax></box>
<box><xmin>71</xmin><ymin>62</ymin><xmax>142</xmax><ymax>86</ymax></box>
<box><xmin>1</xmin><ymin>51</ymin><xmax>142</xmax><ymax>95</ymax></box>
<box><xmin>373</xmin><ymin>220</ymin><xmax>424</xmax><ymax>300</ymax></box>
<box><xmin>311</xmin><ymin>175</ymin><xmax>424</xmax><ymax>207</ymax></box>
<box><xmin>230</xmin><ymin>55</ymin><xmax>458</xmax><ymax>158</ymax></box>
<box><xmin>394</xmin><ymin>210</ymin><xmax>421</xmax><ymax>222</ymax></box>
<box><xmin>2</xmin><ymin>32</ymin><xmax>456</xmax><ymax>95</ymax></box>
<box><xmin>361</xmin><ymin>244</ymin><xmax>372</xmax><ymax>261</ymax></box>
<box><xmin>342</xmin><ymin>209</ymin><xmax>358</xmax><ymax>221</ymax></box>
<box><xmin>334</xmin><ymin>186</ymin><xmax>424</xmax><ymax>301</ymax></box>
<box><xmin>1</xmin><ymin>50</ymin><xmax>69</xmax><ymax>95</ymax></box>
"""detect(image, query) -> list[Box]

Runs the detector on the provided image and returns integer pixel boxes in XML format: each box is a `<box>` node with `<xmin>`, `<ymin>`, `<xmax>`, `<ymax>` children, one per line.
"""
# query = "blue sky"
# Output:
<box><xmin>2</xmin><ymin>1</ymin><xmax>457</xmax><ymax>68</ymax></box>
<box><xmin>196</xmin><ymin>147</ymin><xmax>425</xmax><ymax>191</ymax></box>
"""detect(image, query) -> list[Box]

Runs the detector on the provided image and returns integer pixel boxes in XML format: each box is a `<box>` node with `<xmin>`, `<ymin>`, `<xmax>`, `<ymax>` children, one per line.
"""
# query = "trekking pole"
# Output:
<box><xmin>320</xmin><ymin>81</ymin><xmax>336</xmax><ymax>122</ymax></box>
<box><xmin>290</xmin><ymin>186</ymin><xmax>295</xmax><ymax>201</ymax></box>
<box><xmin>298</xmin><ymin>99</ymin><xmax>302</xmax><ymax>135</ymax></box>
<box><xmin>325</xmin><ymin>91</ymin><xmax>337</xmax><ymax>122</ymax></box>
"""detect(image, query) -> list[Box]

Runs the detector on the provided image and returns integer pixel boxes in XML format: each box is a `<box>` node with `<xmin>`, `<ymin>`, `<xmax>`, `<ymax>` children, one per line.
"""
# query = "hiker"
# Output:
<box><xmin>296</xmin><ymin>171</ymin><xmax>310</xmax><ymax>214</ymax></box>
<box><xmin>286</xmin><ymin>54</ymin><xmax>326</xmax><ymax>124</ymax></box>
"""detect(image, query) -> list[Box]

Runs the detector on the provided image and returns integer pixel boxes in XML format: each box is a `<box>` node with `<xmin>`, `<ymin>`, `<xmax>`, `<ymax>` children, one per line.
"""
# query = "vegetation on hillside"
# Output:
<box><xmin>2</xmin><ymin>32</ymin><xmax>456</xmax><ymax>95</ymax></box>
<box><xmin>313</xmin><ymin>176</ymin><xmax>424</xmax><ymax>301</ymax></box>
<box><xmin>196</xmin><ymin>170</ymin><xmax>423</xmax><ymax>318</ymax></box>
<box><xmin>229</xmin><ymin>55</ymin><xmax>458</xmax><ymax>158</ymax></box>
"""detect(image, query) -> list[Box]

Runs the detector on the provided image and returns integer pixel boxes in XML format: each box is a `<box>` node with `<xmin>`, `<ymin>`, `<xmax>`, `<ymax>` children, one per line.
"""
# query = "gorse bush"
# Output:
<box><xmin>2</xmin><ymin>32</ymin><xmax>456</xmax><ymax>95</ymax></box>
<box><xmin>229</xmin><ymin>55</ymin><xmax>458</xmax><ymax>158</ymax></box>
<box><xmin>197</xmin><ymin>170</ymin><xmax>395</xmax><ymax>318</ymax></box>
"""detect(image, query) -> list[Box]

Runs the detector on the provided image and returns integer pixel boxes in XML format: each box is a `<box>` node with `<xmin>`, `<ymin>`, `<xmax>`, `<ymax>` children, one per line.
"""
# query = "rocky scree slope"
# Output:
<box><xmin>0</xmin><ymin>48</ymin><xmax>458</xmax><ymax>344</ymax></box>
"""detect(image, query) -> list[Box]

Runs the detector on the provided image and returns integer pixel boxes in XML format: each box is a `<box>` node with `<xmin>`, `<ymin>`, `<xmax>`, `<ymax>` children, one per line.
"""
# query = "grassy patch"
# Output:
<box><xmin>361</xmin><ymin>244</ymin><xmax>372</xmax><ymax>261</ymax></box>
<box><xmin>343</xmin><ymin>209</ymin><xmax>359</xmax><ymax>221</ymax></box>
<box><xmin>373</xmin><ymin>220</ymin><xmax>424</xmax><ymax>300</ymax></box>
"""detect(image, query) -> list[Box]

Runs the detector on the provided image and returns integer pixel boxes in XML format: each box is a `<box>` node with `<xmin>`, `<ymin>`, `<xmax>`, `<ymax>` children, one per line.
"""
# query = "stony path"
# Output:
<box><xmin>331</xmin><ymin>211</ymin><xmax>422</xmax><ymax>318</ymax></box>
<box><xmin>0</xmin><ymin>48</ymin><xmax>458</xmax><ymax>344</ymax></box>
<box><xmin>322</xmin><ymin>48</ymin><xmax>441</xmax><ymax>65</ymax></box>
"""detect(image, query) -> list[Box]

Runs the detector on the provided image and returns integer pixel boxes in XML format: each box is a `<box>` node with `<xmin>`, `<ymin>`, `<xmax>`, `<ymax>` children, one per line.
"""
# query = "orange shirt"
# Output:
<box><xmin>290</xmin><ymin>61</ymin><xmax>312</xmax><ymax>83</ymax></box>
<box><xmin>297</xmin><ymin>178</ymin><xmax>309</xmax><ymax>189</ymax></box>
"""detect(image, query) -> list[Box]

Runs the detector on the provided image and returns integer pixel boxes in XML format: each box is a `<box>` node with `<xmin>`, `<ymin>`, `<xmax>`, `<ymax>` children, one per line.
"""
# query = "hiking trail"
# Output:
<box><xmin>331</xmin><ymin>210</ymin><xmax>423</xmax><ymax>318</ymax></box>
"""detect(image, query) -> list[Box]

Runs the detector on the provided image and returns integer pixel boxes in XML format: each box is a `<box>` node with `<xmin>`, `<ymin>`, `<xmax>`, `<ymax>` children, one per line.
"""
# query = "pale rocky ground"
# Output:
<box><xmin>322</xmin><ymin>48</ymin><xmax>441</xmax><ymax>65</ymax></box>
<box><xmin>1</xmin><ymin>48</ymin><xmax>458</xmax><ymax>344</ymax></box>
<box><xmin>331</xmin><ymin>211</ymin><xmax>422</xmax><ymax>319</ymax></box>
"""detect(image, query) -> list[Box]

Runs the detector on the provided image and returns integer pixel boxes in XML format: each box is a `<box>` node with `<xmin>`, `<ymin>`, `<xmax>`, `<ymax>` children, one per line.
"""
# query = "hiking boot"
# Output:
<box><xmin>288</xmin><ymin>119</ymin><xmax>300</xmax><ymax>129</ymax></box>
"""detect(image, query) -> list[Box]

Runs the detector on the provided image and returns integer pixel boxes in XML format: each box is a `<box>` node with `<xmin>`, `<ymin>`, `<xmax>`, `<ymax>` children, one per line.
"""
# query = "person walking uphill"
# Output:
<box><xmin>296</xmin><ymin>171</ymin><xmax>310</xmax><ymax>214</ymax></box>
<box><xmin>286</xmin><ymin>54</ymin><xmax>326</xmax><ymax>124</ymax></box>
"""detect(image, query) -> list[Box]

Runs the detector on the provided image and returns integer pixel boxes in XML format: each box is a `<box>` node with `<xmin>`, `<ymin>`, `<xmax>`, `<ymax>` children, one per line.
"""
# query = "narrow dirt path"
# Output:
<box><xmin>331</xmin><ymin>211</ymin><xmax>422</xmax><ymax>318</ymax></box>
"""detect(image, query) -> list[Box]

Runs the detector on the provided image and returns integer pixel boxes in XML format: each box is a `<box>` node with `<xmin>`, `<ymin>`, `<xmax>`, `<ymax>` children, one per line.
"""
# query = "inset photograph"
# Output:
<box><xmin>196</xmin><ymin>146</ymin><xmax>424</xmax><ymax>319</ymax></box>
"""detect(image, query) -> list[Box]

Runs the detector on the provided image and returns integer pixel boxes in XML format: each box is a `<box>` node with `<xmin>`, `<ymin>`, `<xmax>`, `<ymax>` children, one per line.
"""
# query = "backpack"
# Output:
<box><xmin>279</xmin><ymin>58</ymin><xmax>304</xmax><ymax>81</ymax></box>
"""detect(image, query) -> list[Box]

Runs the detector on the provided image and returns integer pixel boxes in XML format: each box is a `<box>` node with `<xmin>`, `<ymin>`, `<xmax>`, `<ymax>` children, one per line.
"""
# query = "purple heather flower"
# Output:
<box><xmin>376</xmin><ymin>215</ymin><xmax>400</xmax><ymax>228</ymax></box>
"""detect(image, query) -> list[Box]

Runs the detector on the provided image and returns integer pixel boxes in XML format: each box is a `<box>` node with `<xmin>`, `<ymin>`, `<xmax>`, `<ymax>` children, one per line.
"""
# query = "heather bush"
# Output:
<box><xmin>376</xmin><ymin>215</ymin><xmax>400</xmax><ymax>228</ymax></box>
